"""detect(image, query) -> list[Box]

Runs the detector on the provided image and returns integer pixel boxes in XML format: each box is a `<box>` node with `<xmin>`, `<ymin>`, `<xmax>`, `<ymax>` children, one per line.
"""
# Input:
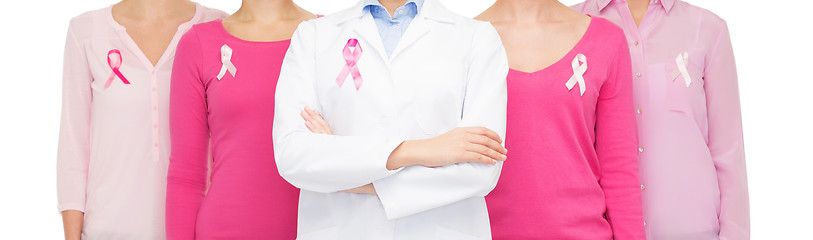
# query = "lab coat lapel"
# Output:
<box><xmin>389</xmin><ymin>14</ymin><xmax>428</xmax><ymax>60</ymax></box>
<box><xmin>353</xmin><ymin>14</ymin><xmax>389</xmax><ymax>63</ymax></box>
<box><xmin>390</xmin><ymin>0</ymin><xmax>456</xmax><ymax>60</ymax></box>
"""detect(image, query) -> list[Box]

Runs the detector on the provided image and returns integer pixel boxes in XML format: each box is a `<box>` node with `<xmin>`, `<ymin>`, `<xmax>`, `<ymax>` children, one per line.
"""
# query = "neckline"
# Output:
<box><xmin>107</xmin><ymin>3</ymin><xmax>203</xmax><ymax>70</ymax></box>
<box><xmin>215</xmin><ymin>19</ymin><xmax>293</xmax><ymax>45</ymax></box>
<box><xmin>509</xmin><ymin>15</ymin><xmax>595</xmax><ymax>76</ymax></box>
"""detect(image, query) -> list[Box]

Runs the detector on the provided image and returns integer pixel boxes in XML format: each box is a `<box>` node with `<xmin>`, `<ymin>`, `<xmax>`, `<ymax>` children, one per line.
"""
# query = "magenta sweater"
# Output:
<box><xmin>486</xmin><ymin>17</ymin><xmax>645</xmax><ymax>240</ymax></box>
<box><xmin>166</xmin><ymin>20</ymin><xmax>298</xmax><ymax>239</ymax></box>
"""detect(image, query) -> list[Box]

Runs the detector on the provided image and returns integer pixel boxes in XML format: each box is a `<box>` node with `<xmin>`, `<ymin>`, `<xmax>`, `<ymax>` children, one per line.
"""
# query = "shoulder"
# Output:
<box><xmin>183</xmin><ymin>19</ymin><xmax>233</xmax><ymax>45</ymax></box>
<box><xmin>66</xmin><ymin>7</ymin><xmax>111</xmax><ymax>41</ymax></box>
<box><xmin>676</xmin><ymin>1</ymin><xmax>728</xmax><ymax>29</ymax></box>
<box><xmin>570</xmin><ymin>0</ymin><xmax>596</xmax><ymax>14</ymax></box>
<box><xmin>177</xmin><ymin>20</ymin><xmax>222</xmax><ymax>50</ymax></box>
<box><xmin>588</xmin><ymin>16</ymin><xmax>626</xmax><ymax>45</ymax></box>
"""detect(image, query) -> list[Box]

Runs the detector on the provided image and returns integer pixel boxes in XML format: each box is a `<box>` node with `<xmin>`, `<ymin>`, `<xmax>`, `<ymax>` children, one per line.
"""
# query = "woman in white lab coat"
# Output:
<box><xmin>272</xmin><ymin>0</ymin><xmax>509</xmax><ymax>239</ymax></box>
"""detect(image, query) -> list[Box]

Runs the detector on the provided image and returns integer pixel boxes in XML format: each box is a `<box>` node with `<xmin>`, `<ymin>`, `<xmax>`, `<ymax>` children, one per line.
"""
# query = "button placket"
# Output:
<box><xmin>150</xmin><ymin>72</ymin><xmax>160</xmax><ymax>162</ymax></box>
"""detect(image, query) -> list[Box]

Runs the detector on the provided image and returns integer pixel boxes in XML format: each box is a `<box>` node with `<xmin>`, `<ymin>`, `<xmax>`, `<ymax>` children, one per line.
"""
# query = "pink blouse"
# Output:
<box><xmin>486</xmin><ymin>17</ymin><xmax>645</xmax><ymax>240</ymax></box>
<box><xmin>573</xmin><ymin>0</ymin><xmax>750</xmax><ymax>239</ymax></box>
<box><xmin>56</xmin><ymin>4</ymin><xmax>225</xmax><ymax>240</ymax></box>
<box><xmin>166</xmin><ymin>20</ymin><xmax>299</xmax><ymax>239</ymax></box>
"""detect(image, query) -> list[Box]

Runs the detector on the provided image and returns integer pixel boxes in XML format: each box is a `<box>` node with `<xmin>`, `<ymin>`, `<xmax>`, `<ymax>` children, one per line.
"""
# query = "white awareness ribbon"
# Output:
<box><xmin>671</xmin><ymin>51</ymin><xmax>692</xmax><ymax>87</ymax></box>
<box><xmin>217</xmin><ymin>44</ymin><xmax>237</xmax><ymax>80</ymax></box>
<box><xmin>565</xmin><ymin>54</ymin><xmax>588</xmax><ymax>96</ymax></box>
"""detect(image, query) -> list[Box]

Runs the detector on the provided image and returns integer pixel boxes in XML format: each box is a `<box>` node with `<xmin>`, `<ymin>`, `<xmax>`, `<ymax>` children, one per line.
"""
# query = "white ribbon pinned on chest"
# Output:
<box><xmin>217</xmin><ymin>44</ymin><xmax>237</xmax><ymax>80</ymax></box>
<box><xmin>565</xmin><ymin>54</ymin><xmax>588</xmax><ymax>96</ymax></box>
<box><xmin>671</xmin><ymin>51</ymin><xmax>692</xmax><ymax>87</ymax></box>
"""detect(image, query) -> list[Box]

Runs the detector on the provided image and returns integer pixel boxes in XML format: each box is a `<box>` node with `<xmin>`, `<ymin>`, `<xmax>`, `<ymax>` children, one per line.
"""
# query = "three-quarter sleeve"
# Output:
<box><xmin>166</xmin><ymin>29</ymin><xmax>210</xmax><ymax>240</ymax></box>
<box><xmin>704</xmin><ymin>22</ymin><xmax>749</xmax><ymax>240</ymax></box>
<box><xmin>273</xmin><ymin>21</ymin><xmax>405</xmax><ymax>194</ymax></box>
<box><xmin>372</xmin><ymin>22</ymin><xmax>508</xmax><ymax>220</ymax></box>
<box><xmin>595</xmin><ymin>36</ymin><xmax>645</xmax><ymax>240</ymax></box>
<box><xmin>57</xmin><ymin>24</ymin><xmax>92</xmax><ymax>214</ymax></box>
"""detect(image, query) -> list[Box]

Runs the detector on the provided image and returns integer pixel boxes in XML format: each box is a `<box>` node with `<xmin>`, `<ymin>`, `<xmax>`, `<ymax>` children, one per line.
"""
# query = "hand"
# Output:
<box><xmin>342</xmin><ymin>184</ymin><xmax>377</xmax><ymax>195</ymax></box>
<box><xmin>301</xmin><ymin>106</ymin><xmax>332</xmax><ymax>134</ymax></box>
<box><xmin>387</xmin><ymin>127</ymin><xmax>507</xmax><ymax>170</ymax></box>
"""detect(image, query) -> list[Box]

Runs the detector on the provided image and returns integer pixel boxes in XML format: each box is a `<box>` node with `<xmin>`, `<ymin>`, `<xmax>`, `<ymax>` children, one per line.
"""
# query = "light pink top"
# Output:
<box><xmin>56</xmin><ymin>4</ymin><xmax>225</xmax><ymax>240</ymax></box>
<box><xmin>573</xmin><ymin>0</ymin><xmax>749</xmax><ymax>239</ymax></box>
<box><xmin>486</xmin><ymin>17</ymin><xmax>644</xmax><ymax>240</ymax></box>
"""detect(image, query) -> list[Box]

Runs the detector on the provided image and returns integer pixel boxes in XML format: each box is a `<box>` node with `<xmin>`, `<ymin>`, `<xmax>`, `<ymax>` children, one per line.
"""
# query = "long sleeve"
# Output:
<box><xmin>56</xmin><ymin>24</ymin><xmax>92</xmax><ymax>213</ymax></box>
<box><xmin>596</xmin><ymin>36</ymin><xmax>645</xmax><ymax>240</ymax></box>
<box><xmin>166</xmin><ymin>30</ymin><xmax>209</xmax><ymax>240</ymax></box>
<box><xmin>705</xmin><ymin>22</ymin><xmax>749</xmax><ymax>240</ymax></box>
<box><xmin>273</xmin><ymin>21</ymin><xmax>404</xmax><ymax>194</ymax></box>
<box><xmin>372</xmin><ymin>23</ymin><xmax>508</xmax><ymax>220</ymax></box>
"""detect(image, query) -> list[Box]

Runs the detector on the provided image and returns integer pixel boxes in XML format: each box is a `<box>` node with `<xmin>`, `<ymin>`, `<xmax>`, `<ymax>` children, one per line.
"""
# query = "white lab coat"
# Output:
<box><xmin>273</xmin><ymin>0</ymin><xmax>508</xmax><ymax>239</ymax></box>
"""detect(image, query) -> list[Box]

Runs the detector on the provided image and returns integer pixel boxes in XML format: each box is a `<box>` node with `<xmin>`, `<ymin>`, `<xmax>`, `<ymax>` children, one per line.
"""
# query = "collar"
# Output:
<box><xmin>336</xmin><ymin>0</ymin><xmax>454</xmax><ymax>24</ymax></box>
<box><xmin>363</xmin><ymin>0</ymin><xmax>424</xmax><ymax>12</ymax></box>
<box><xmin>597</xmin><ymin>0</ymin><xmax>676</xmax><ymax>14</ymax></box>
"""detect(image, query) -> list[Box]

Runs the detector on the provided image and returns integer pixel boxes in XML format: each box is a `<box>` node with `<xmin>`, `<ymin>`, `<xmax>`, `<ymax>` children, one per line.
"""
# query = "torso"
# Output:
<box><xmin>61</xmin><ymin>4</ymin><xmax>226</xmax><ymax>239</ymax></box>
<box><xmin>167</xmin><ymin>12</ymin><xmax>316</xmax><ymax>238</ymax></box>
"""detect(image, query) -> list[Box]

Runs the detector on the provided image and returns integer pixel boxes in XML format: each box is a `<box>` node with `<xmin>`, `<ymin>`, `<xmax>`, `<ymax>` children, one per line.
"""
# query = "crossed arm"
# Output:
<box><xmin>299</xmin><ymin>107</ymin><xmax>508</xmax><ymax>195</ymax></box>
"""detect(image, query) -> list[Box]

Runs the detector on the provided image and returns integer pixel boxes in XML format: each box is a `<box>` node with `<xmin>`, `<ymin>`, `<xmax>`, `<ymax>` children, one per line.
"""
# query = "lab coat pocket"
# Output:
<box><xmin>665</xmin><ymin>50</ymin><xmax>706</xmax><ymax>118</ymax></box>
<box><xmin>435</xmin><ymin>226</ymin><xmax>484</xmax><ymax>240</ymax></box>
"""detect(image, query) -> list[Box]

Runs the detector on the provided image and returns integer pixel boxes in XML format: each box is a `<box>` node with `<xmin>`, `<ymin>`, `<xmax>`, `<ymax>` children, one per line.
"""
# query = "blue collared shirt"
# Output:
<box><xmin>363</xmin><ymin>0</ymin><xmax>424</xmax><ymax>57</ymax></box>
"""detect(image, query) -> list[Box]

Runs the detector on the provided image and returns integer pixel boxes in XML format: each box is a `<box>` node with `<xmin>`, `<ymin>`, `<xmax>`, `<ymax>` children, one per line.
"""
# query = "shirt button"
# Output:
<box><xmin>636</xmin><ymin>72</ymin><xmax>642</xmax><ymax>77</ymax></box>
<box><xmin>644</xmin><ymin>221</ymin><xmax>647</xmax><ymax>226</ymax></box>
<box><xmin>641</xmin><ymin>184</ymin><xmax>646</xmax><ymax>190</ymax></box>
<box><xmin>152</xmin><ymin>87</ymin><xmax>157</xmax><ymax>92</ymax></box>
<box><xmin>638</xmin><ymin>147</ymin><xmax>645</xmax><ymax>153</ymax></box>
<box><xmin>637</xmin><ymin>108</ymin><xmax>642</xmax><ymax>115</ymax></box>
<box><xmin>153</xmin><ymin>106</ymin><xmax>158</xmax><ymax>110</ymax></box>
<box><xmin>154</xmin><ymin>143</ymin><xmax>159</xmax><ymax>148</ymax></box>
<box><xmin>391</xmin><ymin>24</ymin><xmax>398</xmax><ymax>29</ymax></box>
<box><xmin>633</xmin><ymin>40</ymin><xmax>639</xmax><ymax>46</ymax></box>
<box><xmin>153</xmin><ymin>124</ymin><xmax>158</xmax><ymax>129</ymax></box>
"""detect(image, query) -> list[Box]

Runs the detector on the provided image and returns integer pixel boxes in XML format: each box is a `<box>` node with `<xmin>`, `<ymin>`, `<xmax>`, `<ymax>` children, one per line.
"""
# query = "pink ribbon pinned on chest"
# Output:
<box><xmin>105</xmin><ymin>49</ymin><xmax>130</xmax><ymax>88</ymax></box>
<box><xmin>336</xmin><ymin>38</ymin><xmax>364</xmax><ymax>90</ymax></box>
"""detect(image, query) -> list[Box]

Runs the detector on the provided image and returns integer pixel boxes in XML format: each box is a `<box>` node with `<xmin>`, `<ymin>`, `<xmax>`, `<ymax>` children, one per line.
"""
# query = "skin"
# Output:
<box><xmin>63</xmin><ymin>1</ymin><xmax>197</xmax><ymax>238</ymax></box>
<box><xmin>112</xmin><ymin>0</ymin><xmax>198</xmax><ymax>66</ymax></box>
<box><xmin>475</xmin><ymin>0</ymin><xmax>590</xmax><ymax>73</ymax></box>
<box><xmin>626</xmin><ymin>0</ymin><xmax>651</xmax><ymax>26</ymax></box>
<box><xmin>222</xmin><ymin>0</ymin><xmax>316</xmax><ymax>42</ymax></box>
<box><xmin>301</xmin><ymin>0</ymin><xmax>509</xmax><ymax>195</ymax></box>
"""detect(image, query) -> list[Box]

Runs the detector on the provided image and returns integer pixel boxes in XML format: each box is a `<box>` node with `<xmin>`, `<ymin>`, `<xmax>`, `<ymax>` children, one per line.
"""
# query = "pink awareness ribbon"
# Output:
<box><xmin>671</xmin><ymin>51</ymin><xmax>692</xmax><ymax>87</ymax></box>
<box><xmin>565</xmin><ymin>54</ymin><xmax>588</xmax><ymax>96</ymax></box>
<box><xmin>336</xmin><ymin>39</ymin><xmax>364</xmax><ymax>90</ymax></box>
<box><xmin>105</xmin><ymin>49</ymin><xmax>130</xmax><ymax>88</ymax></box>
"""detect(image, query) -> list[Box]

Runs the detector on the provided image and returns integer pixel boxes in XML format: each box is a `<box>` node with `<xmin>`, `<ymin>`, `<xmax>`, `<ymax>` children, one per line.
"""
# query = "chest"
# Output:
<box><xmin>118</xmin><ymin>20</ymin><xmax>187</xmax><ymax>66</ymax></box>
<box><xmin>203</xmin><ymin>43</ymin><xmax>289</xmax><ymax>117</ymax></box>
<box><xmin>495</xmin><ymin>23</ymin><xmax>588</xmax><ymax>73</ymax></box>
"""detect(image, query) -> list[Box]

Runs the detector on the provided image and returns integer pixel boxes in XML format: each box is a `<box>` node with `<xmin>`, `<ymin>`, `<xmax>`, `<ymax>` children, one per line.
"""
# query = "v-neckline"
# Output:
<box><xmin>107</xmin><ymin>3</ymin><xmax>202</xmax><ymax>70</ymax></box>
<box><xmin>509</xmin><ymin>15</ymin><xmax>595</xmax><ymax>77</ymax></box>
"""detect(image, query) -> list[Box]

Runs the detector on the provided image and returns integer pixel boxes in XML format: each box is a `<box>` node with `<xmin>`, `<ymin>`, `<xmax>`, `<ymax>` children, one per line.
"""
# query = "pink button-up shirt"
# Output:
<box><xmin>573</xmin><ymin>0</ymin><xmax>750</xmax><ymax>239</ymax></box>
<box><xmin>56</xmin><ymin>4</ymin><xmax>225</xmax><ymax>239</ymax></box>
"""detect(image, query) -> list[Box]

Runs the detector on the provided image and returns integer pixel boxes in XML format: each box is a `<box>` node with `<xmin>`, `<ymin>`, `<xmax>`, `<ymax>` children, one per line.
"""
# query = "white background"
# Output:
<box><xmin>0</xmin><ymin>0</ymin><xmax>810</xmax><ymax>239</ymax></box>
